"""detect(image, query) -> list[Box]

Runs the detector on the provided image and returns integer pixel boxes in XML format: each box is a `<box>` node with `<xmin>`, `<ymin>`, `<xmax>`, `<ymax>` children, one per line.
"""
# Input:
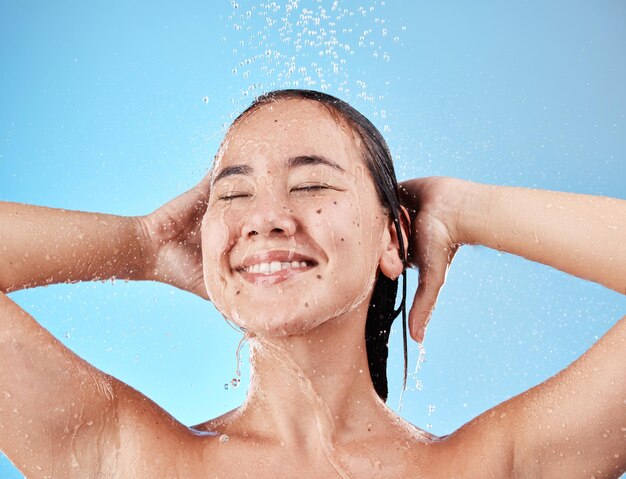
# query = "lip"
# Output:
<box><xmin>233</xmin><ymin>250</ymin><xmax>318</xmax><ymax>286</ymax></box>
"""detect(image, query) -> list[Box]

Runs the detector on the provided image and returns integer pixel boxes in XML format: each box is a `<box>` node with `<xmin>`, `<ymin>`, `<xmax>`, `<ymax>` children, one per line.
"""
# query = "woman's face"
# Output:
<box><xmin>202</xmin><ymin>99</ymin><xmax>395</xmax><ymax>336</ymax></box>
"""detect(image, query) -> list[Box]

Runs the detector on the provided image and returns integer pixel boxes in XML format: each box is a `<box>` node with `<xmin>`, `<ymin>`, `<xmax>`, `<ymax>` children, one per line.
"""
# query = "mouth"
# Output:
<box><xmin>234</xmin><ymin>252</ymin><xmax>318</xmax><ymax>285</ymax></box>
<box><xmin>240</xmin><ymin>260</ymin><xmax>313</xmax><ymax>274</ymax></box>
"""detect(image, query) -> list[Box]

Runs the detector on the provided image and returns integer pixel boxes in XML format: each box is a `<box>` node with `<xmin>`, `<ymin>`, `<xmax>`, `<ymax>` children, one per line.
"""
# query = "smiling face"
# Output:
<box><xmin>202</xmin><ymin>99</ymin><xmax>398</xmax><ymax>337</ymax></box>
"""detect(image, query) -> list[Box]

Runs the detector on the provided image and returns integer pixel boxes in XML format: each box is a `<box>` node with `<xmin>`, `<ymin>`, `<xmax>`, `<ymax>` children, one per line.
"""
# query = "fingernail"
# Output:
<box><xmin>417</xmin><ymin>326</ymin><xmax>425</xmax><ymax>343</ymax></box>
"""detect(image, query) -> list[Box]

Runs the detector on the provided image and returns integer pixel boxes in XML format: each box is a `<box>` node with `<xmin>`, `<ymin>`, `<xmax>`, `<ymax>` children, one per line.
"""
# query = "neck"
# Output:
<box><xmin>236</xmin><ymin>304</ymin><xmax>389</xmax><ymax>448</ymax></box>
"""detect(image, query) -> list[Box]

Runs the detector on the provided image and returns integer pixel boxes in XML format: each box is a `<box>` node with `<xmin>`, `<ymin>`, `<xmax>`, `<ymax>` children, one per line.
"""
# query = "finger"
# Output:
<box><xmin>192</xmin><ymin>282</ymin><xmax>211</xmax><ymax>301</ymax></box>
<box><xmin>397</xmin><ymin>181</ymin><xmax>420</xmax><ymax>216</ymax></box>
<box><xmin>169</xmin><ymin>174</ymin><xmax>211</xmax><ymax>224</ymax></box>
<box><xmin>190</xmin><ymin>173</ymin><xmax>213</xmax><ymax>215</ymax></box>
<box><xmin>194</xmin><ymin>172</ymin><xmax>212</xmax><ymax>199</ymax></box>
<box><xmin>408</xmin><ymin>249</ymin><xmax>453</xmax><ymax>343</ymax></box>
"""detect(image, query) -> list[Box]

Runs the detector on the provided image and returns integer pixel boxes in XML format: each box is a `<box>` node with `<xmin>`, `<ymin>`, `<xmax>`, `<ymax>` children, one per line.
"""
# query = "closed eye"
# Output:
<box><xmin>218</xmin><ymin>192</ymin><xmax>252</xmax><ymax>201</ymax></box>
<box><xmin>291</xmin><ymin>184</ymin><xmax>331</xmax><ymax>193</ymax></box>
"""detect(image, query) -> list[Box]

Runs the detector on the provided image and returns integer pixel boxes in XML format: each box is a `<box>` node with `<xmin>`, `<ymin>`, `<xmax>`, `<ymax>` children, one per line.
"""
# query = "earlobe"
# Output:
<box><xmin>380</xmin><ymin>250</ymin><xmax>403</xmax><ymax>280</ymax></box>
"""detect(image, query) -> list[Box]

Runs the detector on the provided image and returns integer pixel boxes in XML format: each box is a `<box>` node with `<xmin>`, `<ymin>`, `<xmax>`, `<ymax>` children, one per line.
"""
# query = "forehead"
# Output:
<box><xmin>216</xmin><ymin>99</ymin><xmax>362</xmax><ymax>169</ymax></box>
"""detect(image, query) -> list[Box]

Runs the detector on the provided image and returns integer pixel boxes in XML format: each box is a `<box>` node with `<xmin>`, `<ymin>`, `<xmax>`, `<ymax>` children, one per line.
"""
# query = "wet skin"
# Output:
<box><xmin>176</xmin><ymin>100</ymin><xmax>514</xmax><ymax>478</ymax></box>
<box><xmin>2</xmin><ymin>97</ymin><xmax>625</xmax><ymax>478</ymax></box>
<box><xmin>202</xmin><ymin>99</ymin><xmax>393</xmax><ymax>337</ymax></box>
<box><xmin>0</xmin><ymin>98</ymin><xmax>513</xmax><ymax>479</ymax></box>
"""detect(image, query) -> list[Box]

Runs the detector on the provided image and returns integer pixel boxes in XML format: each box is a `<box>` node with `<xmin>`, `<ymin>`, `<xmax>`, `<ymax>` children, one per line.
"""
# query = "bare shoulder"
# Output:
<box><xmin>191</xmin><ymin>407</ymin><xmax>241</xmax><ymax>434</ymax></box>
<box><xmin>111</xmin><ymin>381</ymin><xmax>203</xmax><ymax>461</ymax></box>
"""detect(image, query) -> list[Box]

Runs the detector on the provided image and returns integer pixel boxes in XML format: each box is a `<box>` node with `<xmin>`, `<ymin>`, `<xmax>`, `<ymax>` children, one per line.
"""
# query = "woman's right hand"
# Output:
<box><xmin>137</xmin><ymin>174</ymin><xmax>212</xmax><ymax>300</ymax></box>
<box><xmin>398</xmin><ymin>177</ymin><xmax>470</xmax><ymax>342</ymax></box>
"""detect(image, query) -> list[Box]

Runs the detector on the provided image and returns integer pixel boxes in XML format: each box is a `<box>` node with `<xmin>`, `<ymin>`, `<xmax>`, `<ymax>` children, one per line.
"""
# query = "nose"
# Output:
<box><xmin>241</xmin><ymin>196</ymin><xmax>297</xmax><ymax>239</ymax></box>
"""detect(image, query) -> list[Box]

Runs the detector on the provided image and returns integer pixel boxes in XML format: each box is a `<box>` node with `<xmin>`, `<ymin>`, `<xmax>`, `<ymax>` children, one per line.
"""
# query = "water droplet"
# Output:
<box><xmin>223</xmin><ymin>383</ymin><xmax>229</xmax><ymax>390</ymax></box>
<box><xmin>219</xmin><ymin>433</ymin><xmax>229</xmax><ymax>443</ymax></box>
<box><xmin>230</xmin><ymin>378</ymin><xmax>240</xmax><ymax>388</ymax></box>
<box><xmin>428</xmin><ymin>405</ymin><xmax>436</xmax><ymax>414</ymax></box>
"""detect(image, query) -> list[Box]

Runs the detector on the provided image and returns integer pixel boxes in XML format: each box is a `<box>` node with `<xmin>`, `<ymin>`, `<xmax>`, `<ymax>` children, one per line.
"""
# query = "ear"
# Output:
<box><xmin>379</xmin><ymin>206</ymin><xmax>410</xmax><ymax>280</ymax></box>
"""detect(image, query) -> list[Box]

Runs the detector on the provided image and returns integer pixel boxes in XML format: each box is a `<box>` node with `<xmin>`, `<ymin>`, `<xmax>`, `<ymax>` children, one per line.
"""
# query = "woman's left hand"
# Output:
<box><xmin>398</xmin><ymin>177</ymin><xmax>468</xmax><ymax>342</ymax></box>
<box><xmin>137</xmin><ymin>174</ymin><xmax>211</xmax><ymax>300</ymax></box>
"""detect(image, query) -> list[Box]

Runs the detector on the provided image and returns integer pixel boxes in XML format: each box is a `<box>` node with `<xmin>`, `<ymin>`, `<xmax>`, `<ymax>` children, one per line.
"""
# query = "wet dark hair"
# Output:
<box><xmin>232</xmin><ymin>89</ymin><xmax>408</xmax><ymax>402</ymax></box>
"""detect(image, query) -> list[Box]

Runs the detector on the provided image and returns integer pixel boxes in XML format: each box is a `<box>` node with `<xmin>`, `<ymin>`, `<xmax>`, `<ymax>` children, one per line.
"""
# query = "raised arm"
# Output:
<box><xmin>400</xmin><ymin>177</ymin><xmax>626</xmax><ymax>478</ymax></box>
<box><xmin>0</xmin><ymin>177</ymin><xmax>210</xmax><ymax>476</ymax></box>
<box><xmin>457</xmin><ymin>181</ymin><xmax>624</xmax><ymax>294</ymax></box>
<box><xmin>0</xmin><ymin>203</ymin><xmax>147</xmax><ymax>293</ymax></box>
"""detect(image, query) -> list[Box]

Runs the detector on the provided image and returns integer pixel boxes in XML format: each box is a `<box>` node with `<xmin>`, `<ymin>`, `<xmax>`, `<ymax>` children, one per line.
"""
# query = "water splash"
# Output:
<box><xmin>224</xmin><ymin>0</ymin><xmax>403</xmax><ymax>115</ymax></box>
<box><xmin>253</xmin><ymin>337</ymin><xmax>353</xmax><ymax>478</ymax></box>
<box><xmin>224</xmin><ymin>333</ymin><xmax>249</xmax><ymax>390</ymax></box>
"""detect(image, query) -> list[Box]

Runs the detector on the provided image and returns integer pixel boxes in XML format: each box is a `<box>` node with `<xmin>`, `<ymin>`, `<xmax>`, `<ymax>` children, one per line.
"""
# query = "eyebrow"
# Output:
<box><xmin>212</xmin><ymin>164</ymin><xmax>253</xmax><ymax>184</ymax></box>
<box><xmin>212</xmin><ymin>155</ymin><xmax>345</xmax><ymax>184</ymax></box>
<box><xmin>286</xmin><ymin>155</ymin><xmax>345</xmax><ymax>172</ymax></box>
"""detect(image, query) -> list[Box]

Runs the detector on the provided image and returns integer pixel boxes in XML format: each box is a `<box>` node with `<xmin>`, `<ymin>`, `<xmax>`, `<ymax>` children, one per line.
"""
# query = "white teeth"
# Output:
<box><xmin>269</xmin><ymin>261</ymin><xmax>281</xmax><ymax>273</ymax></box>
<box><xmin>244</xmin><ymin>260</ymin><xmax>310</xmax><ymax>274</ymax></box>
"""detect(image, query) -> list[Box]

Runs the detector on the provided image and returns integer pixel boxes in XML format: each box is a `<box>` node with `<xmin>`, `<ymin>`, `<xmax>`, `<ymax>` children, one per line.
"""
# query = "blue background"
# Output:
<box><xmin>1</xmin><ymin>1</ymin><xmax>625</xmax><ymax>476</ymax></box>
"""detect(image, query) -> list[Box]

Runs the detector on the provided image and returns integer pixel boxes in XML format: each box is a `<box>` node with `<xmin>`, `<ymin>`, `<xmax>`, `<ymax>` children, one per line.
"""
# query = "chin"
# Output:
<box><xmin>226</xmin><ymin>305</ymin><xmax>330</xmax><ymax>338</ymax></box>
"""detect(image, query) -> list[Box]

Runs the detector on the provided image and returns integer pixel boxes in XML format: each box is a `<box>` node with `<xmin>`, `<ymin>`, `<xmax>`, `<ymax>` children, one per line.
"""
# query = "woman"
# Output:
<box><xmin>1</xmin><ymin>89</ymin><xmax>624</xmax><ymax>478</ymax></box>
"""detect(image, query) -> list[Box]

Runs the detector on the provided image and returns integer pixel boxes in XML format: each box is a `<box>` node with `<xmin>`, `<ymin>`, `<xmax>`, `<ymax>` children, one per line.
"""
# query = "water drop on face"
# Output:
<box><xmin>219</xmin><ymin>433</ymin><xmax>230</xmax><ymax>443</ymax></box>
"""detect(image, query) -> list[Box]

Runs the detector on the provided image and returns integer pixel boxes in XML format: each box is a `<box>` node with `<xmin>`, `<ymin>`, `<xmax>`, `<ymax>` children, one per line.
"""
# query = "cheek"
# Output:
<box><xmin>317</xmin><ymin>197</ymin><xmax>383</xmax><ymax>296</ymax></box>
<box><xmin>201</xmin><ymin>210</ymin><xmax>233</xmax><ymax>300</ymax></box>
<box><xmin>323</xmin><ymin>195</ymin><xmax>381</xmax><ymax>263</ymax></box>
